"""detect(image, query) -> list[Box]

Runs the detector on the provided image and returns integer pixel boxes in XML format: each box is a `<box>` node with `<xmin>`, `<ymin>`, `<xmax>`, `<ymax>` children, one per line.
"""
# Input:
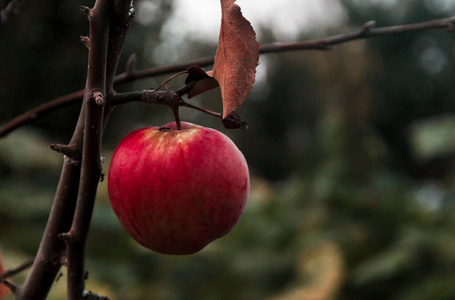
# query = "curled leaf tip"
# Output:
<box><xmin>222</xmin><ymin>111</ymin><xmax>248</xmax><ymax>130</ymax></box>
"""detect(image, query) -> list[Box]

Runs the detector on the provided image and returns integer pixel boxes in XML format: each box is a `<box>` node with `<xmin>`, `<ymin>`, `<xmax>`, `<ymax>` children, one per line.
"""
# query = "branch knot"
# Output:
<box><xmin>80</xmin><ymin>36</ymin><xmax>90</xmax><ymax>49</ymax></box>
<box><xmin>93</xmin><ymin>92</ymin><xmax>105</xmax><ymax>106</ymax></box>
<box><xmin>80</xmin><ymin>6</ymin><xmax>91</xmax><ymax>17</ymax></box>
<box><xmin>362</xmin><ymin>20</ymin><xmax>376</xmax><ymax>33</ymax></box>
<box><xmin>50</xmin><ymin>143</ymin><xmax>81</xmax><ymax>162</ymax></box>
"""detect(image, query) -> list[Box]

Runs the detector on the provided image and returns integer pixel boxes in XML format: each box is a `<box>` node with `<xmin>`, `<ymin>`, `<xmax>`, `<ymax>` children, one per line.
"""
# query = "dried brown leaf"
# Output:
<box><xmin>213</xmin><ymin>0</ymin><xmax>259</xmax><ymax>119</ymax></box>
<box><xmin>184</xmin><ymin>0</ymin><xmax>259</xmax><ymax>120</ymax></box>
<box><xmin>222</xmin><ymin>111</ymin><xmax>248</xmax><ymax>129</ymax></box>
<box><xmin>186</xmin><ymin>66</ymin><xmax>219</xmax><ymax>99</ymax></box>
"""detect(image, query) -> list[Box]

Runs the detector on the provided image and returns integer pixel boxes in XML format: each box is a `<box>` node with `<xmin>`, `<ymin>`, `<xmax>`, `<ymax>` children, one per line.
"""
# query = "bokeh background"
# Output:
<box><xmin>2</xmin><ymin>0</ymin><xmax>455</xmax><ymax>299</ymax></box>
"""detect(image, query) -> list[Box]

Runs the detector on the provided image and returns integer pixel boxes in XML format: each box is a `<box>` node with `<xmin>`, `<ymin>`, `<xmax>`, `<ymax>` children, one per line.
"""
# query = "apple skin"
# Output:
<box><xmin>108</xmin><ymin>122</ymin><xmax>249</xmax><ymax>255</ymax></box>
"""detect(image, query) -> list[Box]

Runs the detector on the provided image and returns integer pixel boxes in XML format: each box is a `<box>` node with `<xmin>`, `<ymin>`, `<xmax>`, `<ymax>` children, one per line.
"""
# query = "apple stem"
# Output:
<box><xmin>172</xmin><ymin>106</ymin><xmax>182</xmax><ymax>130</ymax></box>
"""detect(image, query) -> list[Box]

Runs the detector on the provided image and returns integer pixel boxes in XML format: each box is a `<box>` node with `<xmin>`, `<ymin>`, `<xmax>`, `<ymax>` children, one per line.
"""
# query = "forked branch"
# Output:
<box><xmin>0</xmin><ymin>259</ymin><xmax>34</xmax><ymax>281</ymax></box>
<box><xmin>14</xmin><ymin>0</ymin><xmax>134</xmax><ymax>299</ymax></box>
<box><xmin>63</xmin><ymin>2</ymin><xmax>111</xmax><ymax>298</ymax></box>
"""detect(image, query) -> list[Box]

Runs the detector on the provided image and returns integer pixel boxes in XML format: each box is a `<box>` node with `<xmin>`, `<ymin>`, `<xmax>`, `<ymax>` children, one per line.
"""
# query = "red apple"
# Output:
<box><xmin>108</xmin><ymin>122</ymin><xmax>249</xmax><ymax>255</ymax></box>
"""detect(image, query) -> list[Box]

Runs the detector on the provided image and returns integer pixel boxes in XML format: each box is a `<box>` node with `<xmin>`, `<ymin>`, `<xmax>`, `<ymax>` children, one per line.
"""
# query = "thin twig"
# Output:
<box><xmin>0</xmin><ymin>259</ymin><xmax>33</xmax><ymax>280</ymax></box>
<box><xmin>1</xmin><ymin>15</ymin><xmax>455</xmax><ymax>138</ymax></box>
<box><xmin>49</xmin><ymin>143</ymin><xmax>81</xmax><ymax>162</ymax></box>
<box><xmin>154</xmin><ymin>70</ymin><xmax>188</xmax><ymax>91</ymax></box>
<box><xmin>259</xmin><ymin>17</ymin><xmax>455</xmax><ymax>54</ymax></box>
<box><xmin>181</xmin><ymin>101</ymin><xmax>222</xmax><ymax>118</ymax></box>
<box><xmin>120</xmin><ymin>15</ymin><xmax>455</xmax><ymax>78</ymax></box>
<box><xmin>0</xmin><ymin>89</ymin><xmax>84</xmax><ymax>138</ymax></box>
<box><xmin>0</xmin><ymin>278</ymin><xmax>17</xmax><ymax>293</ymax></box>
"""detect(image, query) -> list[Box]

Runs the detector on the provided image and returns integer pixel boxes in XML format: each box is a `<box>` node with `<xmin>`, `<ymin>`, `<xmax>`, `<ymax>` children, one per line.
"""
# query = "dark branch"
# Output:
<box><xmin>50</xmin><ymin>143</ymin><xmax>81</xmax><ymax>162</ymax></box>
<box><xmin>109</xmin><ymin>88</ymin><xmax>223</xmax><ymax>120</ymax></box>
<box><xmin>123</xmin><ymin>15</ymin><xmax>455</xmax><ymax>78</ymax></box>
<box><xmin>106</xmin><ymin>0</ymin><xmax>135</xmax><ymax>93</ymax></box>
<box><xmin>14</xmin><ymin>1</ymin><xmax>132</xmax><ymax>300</ymax></box>
<box><xmin>0</xmin><ymin>278</ymin><xmax>17</xmax><ymax>294</ymax></box>
<box><xmin>103</xmin><ymin>0</ymin><xmax>134</xmax><ymax>133</ymax></box>
<box><xmin>0</xmin><ymin>89</ymin><xmax>84</xmax><ymax>138</ymax></box>
<box><xmin>64</xmin><ymin>0</ymin><xmax>111</xmax><ymax>299</ymax></box>
<box><xmin>259</xmin><ymin>17</ymin><xmax>455</xmax><ymax>54</ymax></box>
<box><xmin>1</xmin><ymin>15</ymin><xmax>455</xmax><ymax>137</ymax></box>
<box><xmin>0</xmin><ymin>259</ymin><xmax>33</xmax><ymax>280</ymax></box>
<box><xmin>16</xmin><ymin>104</ymin><xmax>85</xmax><ymax>300</ymax></box>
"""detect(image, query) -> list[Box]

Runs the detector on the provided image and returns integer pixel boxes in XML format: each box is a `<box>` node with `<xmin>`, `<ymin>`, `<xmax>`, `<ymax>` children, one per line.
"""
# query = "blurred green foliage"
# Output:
<box><xmin>2</xmin><ymin>0</ymin><xmax>455</xmax><ymax>299</ymax></box>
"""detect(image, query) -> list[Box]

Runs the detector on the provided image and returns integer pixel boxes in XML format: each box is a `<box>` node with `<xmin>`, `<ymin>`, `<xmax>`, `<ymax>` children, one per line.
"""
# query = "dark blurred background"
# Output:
<box><xmin>2</xmin><ymin>0</ymin><xmax>455</xmax><ymax>299</ymax></box>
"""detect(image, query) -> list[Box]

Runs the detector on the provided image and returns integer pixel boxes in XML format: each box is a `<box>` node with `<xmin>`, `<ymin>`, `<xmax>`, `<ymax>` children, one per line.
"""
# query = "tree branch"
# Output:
<box><xmin>15</xmin><ymin>0</ymin><xmax>134</xmax><ymax>299</ymax></box>
<box><xmin>16</xmin><ymin>118</ymin><xmax>84</xmax><ymax>300</ymax></box>
<box><xmin>63</xmin><ymin>1</ymin><xmax>111</xmax><ymax>299</ymax></box>
<box><xmin>259</xmin><ymin>17</ymin><xmax>455</xmax><ymax>53</ymax></box>
<box><xmin>1</xmin><ymin>15</ymin><xmax>454</xmax><ymax>138</ymax></box>
<box><xmin>0</xmin><ymin>278</ymin><xmax>17</xmax><ymax>294</ymax></box>
<box><xmin>119</xmin><ymin>15</ymin><xmax>455</xmax><ymax>76</ymax></box>
<box><xmin>109</xmin><ymin>89</ymin><xmax>178</xmax><ymax>105</ymax></box>
<box><xmin>0</xmin><ymin>89</ymin><xmax>84</xmax><ymax>138</ymax></box>
<box><xmin>107</xmin><ymin>0</ymin><xmax>134</xmax><ymax>91</ymax></box>
<box><xmin>0</xmin><ymin>1</ymin><xmax>134</xmax><ymax>139</ymax></box>
<box><xmin>15</xmin><ymin>85</ymin><xmax>87</xmax><ymax>299</ymax></box>
<box><xmin>110</xmin><ymin>89</ymin><xmax>223</xmax><ymax>120</ymax></box>
<box><xmin>0</xmin><ymin>259</ymin><xmax>33</xmax><ymax>294</ymax></box>
<box><xmin>103</xmin><ymin>0</ymin><xmax>135</xmax><ymax>131</ymax></box>
<box><xmin>0</xmin><ymin>259</ymin><xmax>33</xmax><ymax>281</ymax></box>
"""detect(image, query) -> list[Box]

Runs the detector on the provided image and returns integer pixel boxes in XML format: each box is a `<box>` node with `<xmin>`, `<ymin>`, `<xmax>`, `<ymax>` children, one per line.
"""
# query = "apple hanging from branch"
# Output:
<box><xmin>108</xmin><ymin>0</ymin><xmax>256</xmax><ymax>255</ymax></box>
<box><xmin>108</xmin><ymin>122</ymin><xmax>250</xmax><ymax>255</ymax></box>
